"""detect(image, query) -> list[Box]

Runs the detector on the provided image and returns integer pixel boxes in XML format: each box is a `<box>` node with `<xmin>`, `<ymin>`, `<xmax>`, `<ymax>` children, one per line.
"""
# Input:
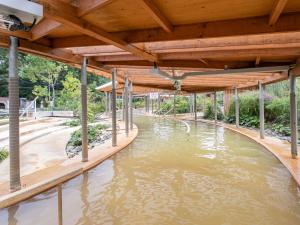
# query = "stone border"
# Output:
<box><xmin>0</xmin><ymin>124</ymin><xmax>138</xmax><ymax>209</ymax></box>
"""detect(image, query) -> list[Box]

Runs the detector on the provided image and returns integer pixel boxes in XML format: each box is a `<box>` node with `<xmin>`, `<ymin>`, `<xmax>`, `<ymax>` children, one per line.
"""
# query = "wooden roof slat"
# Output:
<box><xmin>77</xmin><ymin>0</ymin><xmax>114</xmax><ymax>17</ymax></box>
<box><xmin>31</xmin><ymin>18</ymin><xmax>61</xmax><ymax>41</ymax></box>
<box><xmin>41</xmin><ymin>0</ymin><xmax>157</xmax><ymax>62</ymax></box>
<box><xmin>138</xmin><ymin>0</ymin><xmax>173</xmax><ymax>33</ymax></box>
<box><xmin>269</xmin><ymin>0</ymin><xmax>289</xmax><ymax>25</ymax></box>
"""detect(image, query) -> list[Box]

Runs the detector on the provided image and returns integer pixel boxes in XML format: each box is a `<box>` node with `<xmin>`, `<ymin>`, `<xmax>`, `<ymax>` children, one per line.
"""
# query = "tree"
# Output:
<box><xmin>19</xmin><ymin>55</ymin><xmax>64</xmax><ymax>106</ymax></box>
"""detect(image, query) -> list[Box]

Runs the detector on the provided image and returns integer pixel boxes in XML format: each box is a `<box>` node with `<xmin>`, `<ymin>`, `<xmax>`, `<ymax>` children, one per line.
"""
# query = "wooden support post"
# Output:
<box><xmin>158</xmin><ymin>93</ymin><xmax>161</xmax><ymax>114</ymax></box>
<box><xmin>214</xmin><ymin>92</ymin><xmax>217</xmax><ymax>123</ymax></box>
<box><xmin>235</xmin><ymin>88</ymin><xmax>239</xmax><ymax>128</ymax></box>
<box><xmin>111</xmin><ymin>68</ymin><xmax>117</xmax><ymax>147</ymax></box>
<box><xmin>259</xmin><ymin>81</ymin><xmax>265</xmax><ymax>139</ymax></box>
<box><xmin>124</xmin><ymin>77</ymin><xmax>129</xmax><ymax>136</ymax></box>
<box><xmin>81</xmin><ymin>57</ymin><xmax>88</xmax><ymax>162</ymax></box>
<box><xmin>122</xmin><ymin>91</ymin><xmax>125</xmax><ymax>121</ymax></box>
<box><xmin>144</xmin><ymin>95</ymin><xmax>147</xmax><ymax>113</ymax></box>
<box><xmin>173</xmin><ymin>93</ymin><xmax>176</xmax><ymax>117</ymax></box>
<box><xmin>194</xmin><ymin>93</ymin><xmax>197</xmax><ymax>121</ymax></box>
<box><xmin>105</xmin><ymin>92</ymin><xmax>109</xmax><ymax>116</ymax></box>
<box><xmin>9</xmin><ymin>36</ymin><xmax>21</xmax><ymax>192</ymax></box>
<box><xmin>290</xmin><ymin>74</ymin><xmax>298</xmax><ymax>158</ymax></box>
<box><xmin>129</xmin><ymin>82</ymin><xmax>133</xmax><ymax>130</ymax></box>
<box><xmin>57</xmin><ymin>184</ymin><xmax>63</xmax><ymax>225</ymax></box>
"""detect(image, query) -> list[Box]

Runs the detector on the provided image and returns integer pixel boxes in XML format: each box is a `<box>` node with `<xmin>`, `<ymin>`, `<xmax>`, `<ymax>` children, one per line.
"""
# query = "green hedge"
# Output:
<box><xmin>0</xmin><ymin>147</ymin><xmax>9</xmax><ymax>162</ymax></box>
<box><xmin>203</xmin><ymin>101</ymin><xmax>224</xmax><ymax>120</ymax></box>
<box><xmin>69</xmin><ymin>124</ymin><xmax>108</xmax><ymax>146</ymax></box>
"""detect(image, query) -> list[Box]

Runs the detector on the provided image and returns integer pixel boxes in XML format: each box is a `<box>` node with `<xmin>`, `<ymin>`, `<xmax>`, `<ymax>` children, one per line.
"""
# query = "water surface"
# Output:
<box><xmin>1</xmin><ymin>116</ymin><xmax>300</xmax><ymax>225</ymax></box>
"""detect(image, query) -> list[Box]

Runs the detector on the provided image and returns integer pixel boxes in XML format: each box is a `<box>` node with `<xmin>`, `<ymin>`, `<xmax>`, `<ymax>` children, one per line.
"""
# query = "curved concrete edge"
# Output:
<box><xmin>0</xmin><ymin>124</ymin><xmax>138</xmax><ymax>209</ymax></box>
<box><xmin>195</xmin><ymin>118</ymin><xmax>300</xmax><ymax>188</ymax></box>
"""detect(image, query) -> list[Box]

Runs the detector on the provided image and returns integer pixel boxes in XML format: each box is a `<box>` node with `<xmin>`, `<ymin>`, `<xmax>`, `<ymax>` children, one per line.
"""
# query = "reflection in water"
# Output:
<box><xmin>8</xmin><ymin>205</ymin><xmax>18</xmax><ymax>225</ymax></box>
<box><xmin>1</xmin><ymin>116</ymin><xmax>300</xmax><ymax>225</ymax></box>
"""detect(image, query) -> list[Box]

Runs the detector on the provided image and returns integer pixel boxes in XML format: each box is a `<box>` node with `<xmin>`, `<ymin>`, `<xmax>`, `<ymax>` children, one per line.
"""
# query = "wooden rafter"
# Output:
<box><xmin>50</xmin><ymin>12</ymin><xmax>300</xmax><ymax>48</ymax></box>
<box><xmin>138</xmin><ymin>0</ymin><xmax>173</xmax><ymax>33</ymax></box>
<box><xmin>77</xmin><ymin>0</ymin><xmax>113</xmax><ymax>17</ymax></box>
<box><xmin>31</xmin><ymin>18</ymin><xmax>61</xmax><ymax>40</ymax></box>
<box><xmin>41</xmin><ymin>0</ymin><xmax>157</xmax><ymax>62</ymax></box>
<box><xmin>269</xmin><ymin>0</ymin><xmax>288</xmax><ymax>25</ymax></box>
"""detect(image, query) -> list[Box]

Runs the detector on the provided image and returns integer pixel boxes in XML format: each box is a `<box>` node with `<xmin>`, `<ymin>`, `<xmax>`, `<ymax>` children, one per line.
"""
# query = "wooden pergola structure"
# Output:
<box><xmin>1</xmin><ymin>0</ymin><xmax>300</xmax><ymax>91</ymax></box>
<box><xmin>1</xmin><ymin>0</ymin><xmax>300</xmax><ymax>192</ymax></box>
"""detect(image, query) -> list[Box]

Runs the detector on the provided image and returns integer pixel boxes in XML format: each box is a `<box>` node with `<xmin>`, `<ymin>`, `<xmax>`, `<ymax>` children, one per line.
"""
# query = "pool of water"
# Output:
<box><xmin>1</xmin><ymin>116</ymin><xmax>300</xmax><ymax>225</ymax></box>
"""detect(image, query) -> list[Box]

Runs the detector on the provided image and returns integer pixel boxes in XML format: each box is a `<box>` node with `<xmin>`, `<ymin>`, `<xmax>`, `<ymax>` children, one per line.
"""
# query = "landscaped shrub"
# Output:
<box><xmin>0</xmin><ymin>147</ymin><xmax>9</xmax><ymax>162</ymax></box>
<box><xmin>203</xmin><ymin>101</ymin><xmax>224</xmax><ymax>120</ymax></box>
<box><xmin>63</xmin><ymin>119</ymin><xmax>81</xmax><ymax>127</ymax></box>
<box><xmin>225</xmin><ymin>92</ymin><xmax>260</xmax><ymax>127</ymax></box>
<box><xmin>69</xmin><ymin>124</ymin><xmax>108</xmax><ymax>146</ymax></box>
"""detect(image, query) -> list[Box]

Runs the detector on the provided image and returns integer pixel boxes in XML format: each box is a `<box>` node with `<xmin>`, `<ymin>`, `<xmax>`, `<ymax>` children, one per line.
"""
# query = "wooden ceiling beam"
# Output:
<box><xmin>138</xmin><ymin>0</ymin><xmax>173</xmax><ymax>33</ymax></box>
<box><xmin>77</xmin><ymin>0</ymin><xmax>114</xmax><ymax>17</ymax></box>
<box><xmin>41</xmin><ymin>0</ymin><xmax>157</xmax><ymax>62</ymax></box>
<box><xmin>31</xmin><ymin>18</ymin><xmax>61</xmax><ymax>41</ymax></box>
<box><xmin>51</xmin><ymin>12</ymin><xmax>300</xmax><ymax>48</ymax></box>
<box><xmin>102</xmin><ymin>60</ymin><xmax>288</xmax><ymax>70</ymax></box>
<box><xmin>94</xmin><ymin>47</ymin><xmax>300</xmax><ymax>61</ymax></box>
<box><xmin>269</xmin><ymin>0</ymin><xmax>288</xmax><ymax>25</ymax></box>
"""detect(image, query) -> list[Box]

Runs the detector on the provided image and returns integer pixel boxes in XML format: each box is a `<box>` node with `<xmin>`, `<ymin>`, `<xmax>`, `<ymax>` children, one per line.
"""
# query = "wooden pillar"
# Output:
<box><xmin>290</xmin><ymin>74</ymin><xmax>298</xmax><ymax>158</ymax></box>
<box><xmin>214</xmin><ymin>92</ymin><xmax>217</xmax><ymax>123</ymax></box>
<box><xmin>9</xmin><ymin>36</ymin><xmax>21</xmax><ymax>192</ymax></box>
<box><xmin>173</xmin><ymin>93</ymin><xmax>176</xmax><ymax>117</ymax></box>
<box><xmin>235</xmin><ymin>88</ymin><xmax>239</xmax><ymax>128</ymax></box>
<box><xmin>111</xmin><ymin>68</ymin><xmax>117</xmax><ymax>147</ymax></box>
<box><xmin>81</xmin><ymin>57</ymin><xmax>88</xmax><ymax>162</ymax></box>
<box><xmin>57</xmin><ymin>185</ymin><xmax>63</xmax><ymax>225</ymax></box>
<box><xmin>259</xmin><ymin>81</ymin><xmax>265</xmax><ymax>139</ymax></box>
<box><xmin>124</xmin><ymin>77</ymin><xmax>129</xmax><ymax>136</ymax></box>
<box><xmin>194</xmin><ymin>93</ymin><xmax>197</xmax><ymax>121</ymax></box>
<box><xmin>129</xmin><ymin>82</ymin><xmax>133</xmax><ymax>131</ymax></box>
<box><xmin>158</xmin><ymin>93</ymin><xmax>161</xmax><ymax>114</ymax></box>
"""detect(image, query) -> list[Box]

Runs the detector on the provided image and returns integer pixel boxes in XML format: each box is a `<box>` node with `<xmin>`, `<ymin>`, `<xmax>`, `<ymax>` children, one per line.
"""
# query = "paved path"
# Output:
<box><xmin>0</xmin><ymin>118</ymin><xmax>74</xmax><ymax>182</ymax></box>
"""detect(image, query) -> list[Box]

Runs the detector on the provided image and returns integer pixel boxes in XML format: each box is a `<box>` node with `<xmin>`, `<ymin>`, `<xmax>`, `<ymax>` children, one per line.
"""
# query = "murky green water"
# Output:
<box><xmin>1</xmin><ymin>116</ymin><xmax>300</xmax><ymax>225</ymax></box>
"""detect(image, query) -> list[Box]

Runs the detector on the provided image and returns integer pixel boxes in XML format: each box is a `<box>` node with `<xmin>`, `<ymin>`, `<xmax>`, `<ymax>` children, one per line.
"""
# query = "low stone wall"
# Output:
<box><xmin>35</xmin><ymin>111</ymin><xmax>74</xmax><ymax>118</ymax></box>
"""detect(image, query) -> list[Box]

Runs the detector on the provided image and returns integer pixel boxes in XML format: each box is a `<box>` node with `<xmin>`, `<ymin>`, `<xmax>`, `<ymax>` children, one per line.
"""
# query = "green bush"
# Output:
<box><xmin>63</xmin><ymin>119</ymin><xmax>81</xmax><ymax>127</ymax></box>
<box><xmin>203</xmin><ymin>101</ymin><xmax>224</xmax><ymax>120</ymax></box>
<box><xmin>225</xmin><ymin>92</ymin><xmax>260</xmax><ymax>127</ymax></box>
<box><xmin>69</xmin><ymin>124</ymin><xmax>108</xmax><ymax>146</ymax></box>
<box><xmin>0</xmin><ymin>147</ymin><xmax>9</xmax><ymax>162</ymax></box>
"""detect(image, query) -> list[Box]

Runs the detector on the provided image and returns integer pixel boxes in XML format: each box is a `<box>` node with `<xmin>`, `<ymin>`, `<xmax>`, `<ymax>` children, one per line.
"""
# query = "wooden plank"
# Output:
<box><xmin>51</xmin><ymin>12</ymin><xmax>300</xmax><ymax>48</ymax></box>
<box><xmin>255</xmin><ymin>56</ymin><xmax>261</xmax><ymax>66</ymax></box>
<box><xmin>42</xmin><ymin>0</ymin><xmax>157</xmax><ymax>62</ymax></box>
<box><xmin>138</xmin><ymin>0</ymin><xmax>173</xmax><ymax>33</ymax></box>
<box><xmin>31</xmin><ymin>19</ymin><xmax>61</xmax><ymax>40</ymax></box>
<box><xmin>77</xmin><ymin>0</ymin><xmax>114</xmax><ymax>17</ymax></box>
<box><xmin>94</xmin><ymin>47</ymin><xmax>300</xmax><ymax>61</ymax></box>
<box><xmin>269</xmin><ymin>0</ymin><xmax>288</xmax><ymax>25</ymax></box>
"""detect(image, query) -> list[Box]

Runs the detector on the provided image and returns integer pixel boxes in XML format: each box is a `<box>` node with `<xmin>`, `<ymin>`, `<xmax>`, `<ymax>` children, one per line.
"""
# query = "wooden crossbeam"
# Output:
<box><xmin>94</xmin><ymin>47</ymin><xmax>300</xmax><ymax>61</ymax></box>
<box><xmin>41</xmin><ymin>0</ymin><xmax>157</xmax><ymax>62</ymax></box>
<box><xmin>66</xmin><ymin>32</ymin><xmax>300</xmax><ymax>55</ymax></box>
<box><xmin>138</xmin><ymin>0</ymin><xmax>173</xmax><ymax>33</ymax></box>
<box><xmin>103</xmin><ymin>60</ymin><xmax>277</xmax><ymax>70</ymax></box>
<box><xmin>31</xmin><ymin>18</ymin><xmax>61</xmax><ymax>40</ymax></box>
<box><xmin>50</xmin><ymin>12</ymin><xmax>300</xmax><ymax>48</ymax></box>
<box><xmin>77</xmin><ymin>0</ymin><xmax>113</xmax><ymax>17</ymax></box>
<box><xmin>269</xmin><ymin>0</ymin><xmax>288</xmax><ymax>25</ymax></box>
